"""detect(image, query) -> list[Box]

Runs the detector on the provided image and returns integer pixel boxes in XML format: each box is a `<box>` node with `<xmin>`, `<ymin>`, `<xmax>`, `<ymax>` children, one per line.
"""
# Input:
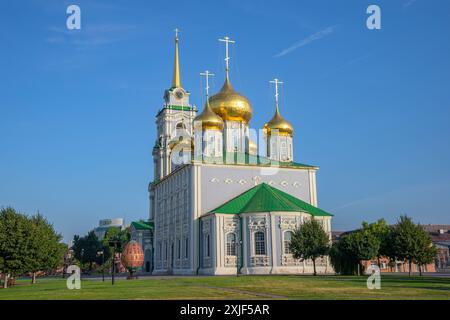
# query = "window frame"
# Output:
<box><xmin>226</xmin><ymin>233</ymin><xmax>237</xmax><ymax>256</ymax></box>
<box><xmin>283</xmin><ymin>231</ymin><xmax>293</xmax><ymax>254</ymax></box>
<box><xmin>254</xmin><ymin>231</ymin><xmax>266</xmax><ymax>256</ymax></box>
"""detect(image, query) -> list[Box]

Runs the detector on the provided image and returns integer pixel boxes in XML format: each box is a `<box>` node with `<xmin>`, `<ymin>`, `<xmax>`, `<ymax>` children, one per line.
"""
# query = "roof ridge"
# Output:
<box><xmin>272</xmin><ymin>186</ymin><xmax>333</xmax><ymax>216</ymax></box>
<box><xmin>262</xmin><ymin>183</ymin><xmax>308</xmax><ymax>212</ymax></box>
<box><xmin>210</xmin><ymin>183</ymin><xmax>263</xmax><ymax>213</ymax></box>
<box><xmin>239</xmin><ymin>183</ymin><xmax>270</xmax><ymax>213</ymax></box>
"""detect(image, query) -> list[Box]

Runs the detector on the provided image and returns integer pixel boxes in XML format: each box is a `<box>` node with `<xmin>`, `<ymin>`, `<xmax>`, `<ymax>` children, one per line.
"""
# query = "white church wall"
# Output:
<box><xmin>152</xmin><ymin>165</ymin><xmax>195</xmax><ymax>275</ymax></box>
<box><xmin>198</xmin><ymin>164</ymin><xmax>314</xmax><ymax>214</ymax></box>
<box><xmin>199</xmin><ymin>212</ymin><xmax>332</xmax><ymax>275</ymax></box>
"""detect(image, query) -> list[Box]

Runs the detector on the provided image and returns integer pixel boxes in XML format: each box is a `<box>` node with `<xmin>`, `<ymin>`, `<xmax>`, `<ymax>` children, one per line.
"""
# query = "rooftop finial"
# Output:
<box><xmin>200</xmin><ymin>70</ymin><xmax>215</xmax><ymax>98</ymax></box>
<box><xmin>218</xmin><ymin>36</ymin><xmax>235</xmax><ymax>81</ymax></box>
<box><xmin>269</xmin><ymin>78</ymin><xmax>284</xmax><ymax>113</ymax></box>
<box><xmin>172</xmin><ymin>28</ymin><xmax>181</xmax><ymax>88</ymax></box>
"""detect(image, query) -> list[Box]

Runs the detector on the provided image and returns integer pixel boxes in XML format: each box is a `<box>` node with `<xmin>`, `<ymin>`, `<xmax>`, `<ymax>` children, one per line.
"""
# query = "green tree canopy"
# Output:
<box><xmin>0</xmin><ymin>207</ymin><xmax>65</xmax><ymax>288</ymax></box>
<box><xmin>391</xmin><ymin>215</ymin><xmax>436</xmax><ymax>276</ymax></box>
<box><xmin>26</xmin><ymin>213</ymin><xmax>64</xmax><ymax>283</ymax></box>
<box><xmin>72</xmin><ymin>231</ymin><xmax>104</xmax><ymax>272</ymax></box>
<box><xmin>289</xmin><ymin>218</ymin><xmax>330</xmax><ymax>275</ymax></box>
<box><xmin>0</xmin><ymin>207</ymin><xmax>30</xmax><ymax>287</ymax></box>
<box><xmin>329</xmin><ymin>220</ymin><xmax>381</xmax><ymax>275</ymax></box>
<box><xmin>103</xmin><ymin>226</ymin><xmax>130</xmax><ymax>253</ymax></box>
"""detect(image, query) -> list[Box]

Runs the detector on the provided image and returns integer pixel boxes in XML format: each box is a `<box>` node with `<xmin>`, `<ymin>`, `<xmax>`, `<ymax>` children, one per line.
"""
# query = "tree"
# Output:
<box><xmin>0</xmin><ymin>207</ymin><xmax>30</xmax><ymax>288</ymax></box>
<box><xmin>103</xmin><ymin>227</ymin><xmax>130</xmax><ymax>253</ymax></box>
<box><xmin>390</xmin><ymin>215</ymin><xmax>433</xmax><ymax>276</ymax></box>
<box><xmin>102</xmin><ymin>227</ymin><xmax>130</xmax><ymax>273</ymax></box>
<box><xmin>347</xmin><ymin>227</ymin><xmax>381</xmax><ymax>275</ymax></box>
<box><xmin>72</xmin><ymin>231</ymin><xmax>103</xmax><ymax>273</ymax></box>
<box><xmin>329</xmin><ymin>222</ymin><xmax>381</xmax><ymax>276</ymax></box>
<box><xmin>363</xmin><ymin>219</ymin><xmax>389</xmax><ymax>267</ymax></box>
<box><xmin>290</xmin><ymin>218</ymin><xmax>330</xmax><ymax>276</ymax></box>
<box><xmin>26</xmin><ymin>213</ymin><xmax>65</xmax><ymax>283</ymax></box>
<box><xmin>415</xmin><ymin>244</ymin><xmax>437</xmax><ymax>276</ymax></box>
<box><xmin>329</xmin><ymin>240</ymin><xmax>359</xmax><ymax>275</ymax></box>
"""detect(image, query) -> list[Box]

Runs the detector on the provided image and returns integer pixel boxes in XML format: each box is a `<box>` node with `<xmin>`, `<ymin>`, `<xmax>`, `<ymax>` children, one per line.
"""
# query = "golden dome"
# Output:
<box><xmin>264</xmin><ymin>104</ymin><xmax>293</xmax><ymax>136</ymax></box>
<box><xmin>209</xmin><ymin>77</ymin><xmax>252</xmax><ymax>123</ymax></box>
<box><xmin>194</xmin><ymin>100</ymin><xmax>224</xmax><ymax>131</ymax></box>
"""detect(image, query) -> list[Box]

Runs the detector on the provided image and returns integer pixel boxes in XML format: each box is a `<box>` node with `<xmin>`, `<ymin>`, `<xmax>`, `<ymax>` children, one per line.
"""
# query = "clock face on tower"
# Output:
<box><xmin>174</xmin><ymin>89</ymin><xmax>184</xmax><ymax>100</ymax></box>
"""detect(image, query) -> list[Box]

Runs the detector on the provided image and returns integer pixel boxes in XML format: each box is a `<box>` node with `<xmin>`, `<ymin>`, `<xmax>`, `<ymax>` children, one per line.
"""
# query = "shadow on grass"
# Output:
<box><xmin>327</xmin><ymin>275</ymin><xmax>450</xmax><ymax>282</ymax></box>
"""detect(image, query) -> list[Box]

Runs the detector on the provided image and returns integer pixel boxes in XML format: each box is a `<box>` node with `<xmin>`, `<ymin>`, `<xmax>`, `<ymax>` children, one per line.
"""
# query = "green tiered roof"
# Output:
<box><xmin>210</xmin><ymin>183</ymin><xmax>333</xmax><ymax>217</ymax></box>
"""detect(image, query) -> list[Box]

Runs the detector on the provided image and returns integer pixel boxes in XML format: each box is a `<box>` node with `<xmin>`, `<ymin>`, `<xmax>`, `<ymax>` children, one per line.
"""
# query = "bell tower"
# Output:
<box><xmin>152</xmin><ymin>29</ymin><xmax>197</xmax><ymax>181</ymax></box>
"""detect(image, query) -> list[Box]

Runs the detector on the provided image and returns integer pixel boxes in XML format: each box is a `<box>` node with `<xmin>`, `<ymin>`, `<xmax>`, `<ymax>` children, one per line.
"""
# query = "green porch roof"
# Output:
<box><xmin>210</xmin><ymin>183</ymin><xmax>333</xmax><ymax>217</ymax></box>
<box><xmin>131</xmin><ymin>221</ymin><xmax>154</xmax><ymax>230</ymax></box>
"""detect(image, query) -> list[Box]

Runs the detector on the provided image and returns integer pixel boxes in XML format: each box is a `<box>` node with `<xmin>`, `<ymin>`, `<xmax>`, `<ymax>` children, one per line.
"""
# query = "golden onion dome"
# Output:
<box><xmin>209</xmin><ymin>77</ymin><xmax>252</xmax><ymax>123</ymax></box>
<box><xmin>264</xmin><ymin>104</ymin><xmax>293</xmax><ymax>136</ymax></box>
<box><xmin>193</xmin><ymin>99</ymin><xmax>224</xmax><ymax>131</ymax></box>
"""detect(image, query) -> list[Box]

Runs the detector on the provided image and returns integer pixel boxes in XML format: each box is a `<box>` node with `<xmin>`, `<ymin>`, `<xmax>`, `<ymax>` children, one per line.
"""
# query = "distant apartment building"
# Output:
<box><xmin>93</xmin><ymin>218</ymin><xmax>126</xmax><ymax>240</ymax></box>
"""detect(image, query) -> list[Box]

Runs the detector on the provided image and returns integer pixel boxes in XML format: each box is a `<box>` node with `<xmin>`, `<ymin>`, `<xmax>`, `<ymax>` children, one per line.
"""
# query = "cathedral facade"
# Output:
<box><xmin>149</xmin><ymin>32</ymin><xmax>333</xmax><ymax>275</ymax></box>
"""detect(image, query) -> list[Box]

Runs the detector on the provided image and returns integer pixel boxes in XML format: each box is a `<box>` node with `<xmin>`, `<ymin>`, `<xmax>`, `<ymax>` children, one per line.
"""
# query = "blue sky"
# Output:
<box><xmin>1</xmin><ymin>0</ymin><xmax>450</xmax><ymax>242</ymax></box>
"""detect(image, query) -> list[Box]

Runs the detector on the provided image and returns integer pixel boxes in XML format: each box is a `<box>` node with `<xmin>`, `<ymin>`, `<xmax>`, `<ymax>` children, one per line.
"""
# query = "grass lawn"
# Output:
<box><xmin>0</xmin><ymin>275</ymin><xmax>449</xmax><ymax>300</ymax></box>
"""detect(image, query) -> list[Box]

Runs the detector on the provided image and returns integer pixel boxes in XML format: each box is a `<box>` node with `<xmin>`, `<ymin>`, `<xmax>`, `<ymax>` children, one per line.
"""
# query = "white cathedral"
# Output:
<box><xmin>148</xmin><ymin>31</ymin><xmax>333</xmax><ymax>275</ymax></box>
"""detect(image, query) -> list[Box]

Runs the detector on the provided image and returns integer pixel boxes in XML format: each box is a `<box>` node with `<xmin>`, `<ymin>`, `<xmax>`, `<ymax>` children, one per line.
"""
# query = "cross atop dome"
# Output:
<box><xmin>218</xmin><ymin>36</ymin><xmax>235</xmax><ymax>80</ymax></box>
<box><xmin>200</xmin><ymin>70</ymin><xmax>215</xmax><ymax>97</ymax></box>
<box><xmin>270</xmin><ymin>78</ymin><xmax>284</xmax><ymax>107</ymax></box>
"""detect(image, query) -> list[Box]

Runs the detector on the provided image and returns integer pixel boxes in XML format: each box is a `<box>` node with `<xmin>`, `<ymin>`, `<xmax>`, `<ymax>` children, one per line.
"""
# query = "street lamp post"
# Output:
<box><xmin>80</xmin><ymin>248</ymin><xmax>84</xmax><ymax>279</ymax></box>
<box><xmin>97</xmin><ymin>250</ymin><xmax>105</xmax><ymax>282</ymax></box>
<box><xmin>109</xmin><ymin>240</ymin><xmax>122</xmax><ymax>285</ymax></box>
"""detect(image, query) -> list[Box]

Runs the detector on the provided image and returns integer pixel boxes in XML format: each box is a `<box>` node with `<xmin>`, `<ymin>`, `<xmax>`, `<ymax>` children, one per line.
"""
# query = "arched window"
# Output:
<box><xmin>185</xmin><ymin>237</ymin><xmax>189</xmax><ymax>259</ymax></box>
<box><xmin>226</xmin><ymin>233</ymin><xmax>236</xmax><ymax>256</ymax></box>
<box><xmin>205</xmin><ymin>234</ymin><xmax>210</xmax><ymax>257</ymax></box>
<box><xmin>176</xmin><ymin>122</ymin><xmax>186</xmax><ymax>130</ymax></box>
<box><xmin>280</xmin><ymin>141</ymin><xmax>287</xmax><ymax>161</ymax></box>
<box><xmin>254</xmin><ymin>231</ymin><xmax>266</xmax><ymax>255</ymax></box>
<box><xmin>284</xmin><ymin>231</ymin><xmax>293</xmax><ymax>254</ymax></box>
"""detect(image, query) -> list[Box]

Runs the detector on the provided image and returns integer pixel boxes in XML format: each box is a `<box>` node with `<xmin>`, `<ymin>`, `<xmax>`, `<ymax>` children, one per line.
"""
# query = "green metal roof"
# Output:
<box><xmin>210</xmin><ymin>183</ymin><xmax>333</xmax><ymax>217</ymax></box>
<box><xmin>131</xmin><ymin>221</ymin><xmax>154</xmax><ymax>230</ymax></box>
<box><xmin>156</xmin><ymin>105</ymin><xmax>197</xmax><ymax>117</ymax></box>
<box><xmin>194</xmin><ymin>152</ymin><xmax>317</xmax><ymax>169</ymax></box>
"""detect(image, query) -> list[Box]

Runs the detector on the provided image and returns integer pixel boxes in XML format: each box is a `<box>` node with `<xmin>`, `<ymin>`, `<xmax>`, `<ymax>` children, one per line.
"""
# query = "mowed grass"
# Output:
<box><xmin>1</xmin><ymin>275</ymin><xmax>449</xmax><ymax>300</ymax></box>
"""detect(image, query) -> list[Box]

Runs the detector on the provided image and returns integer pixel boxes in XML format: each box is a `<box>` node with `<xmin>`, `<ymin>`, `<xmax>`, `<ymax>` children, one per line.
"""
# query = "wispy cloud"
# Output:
<box><xmin>317</xmin><ymin>53</ymin><xmax>372</xmax><ymax>79</ymax></box>
<box><xmin>274</xmin><ymin>25</ymin><xmax>337</xmax><ymax>58</ymax></box>
<box><xmin>403</xmin><ymin>0</ymin><xmax>417</xmax><ymax>8</ymax></box>
<box><xmin>45</xmin><ymin>24</ymin><xmax>137</xmax><ymax>48</ymax></box>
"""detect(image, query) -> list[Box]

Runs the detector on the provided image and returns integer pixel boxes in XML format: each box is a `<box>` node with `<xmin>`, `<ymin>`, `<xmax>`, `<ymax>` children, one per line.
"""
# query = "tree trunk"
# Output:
<box><xmin>3</xmin><ymin>274</ymin><xmax>9</xmax><ymax>289</ymax></box>
<box><xmin>377</xmin><ymin>257</ymin><xmax>381</xmax><ymax>268</ymax></box>
<box><xmin>31</xmin><ymin>272</ymin><xmax>37</xmax><ymax>284</ymax></box>
<box><xmin>419</xmin><ymin>265</ymin><xmax>423</xmax><ymax>276</ymax></box>
<box><xmin>408</xmin><ymin>260</ymin><xmax>412</xmax><ymax>277</ymax></box>
<box><xmin>312</xmin><ymin>258</ymin><xmax>317</xmax><ymax>276</ymax></box>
